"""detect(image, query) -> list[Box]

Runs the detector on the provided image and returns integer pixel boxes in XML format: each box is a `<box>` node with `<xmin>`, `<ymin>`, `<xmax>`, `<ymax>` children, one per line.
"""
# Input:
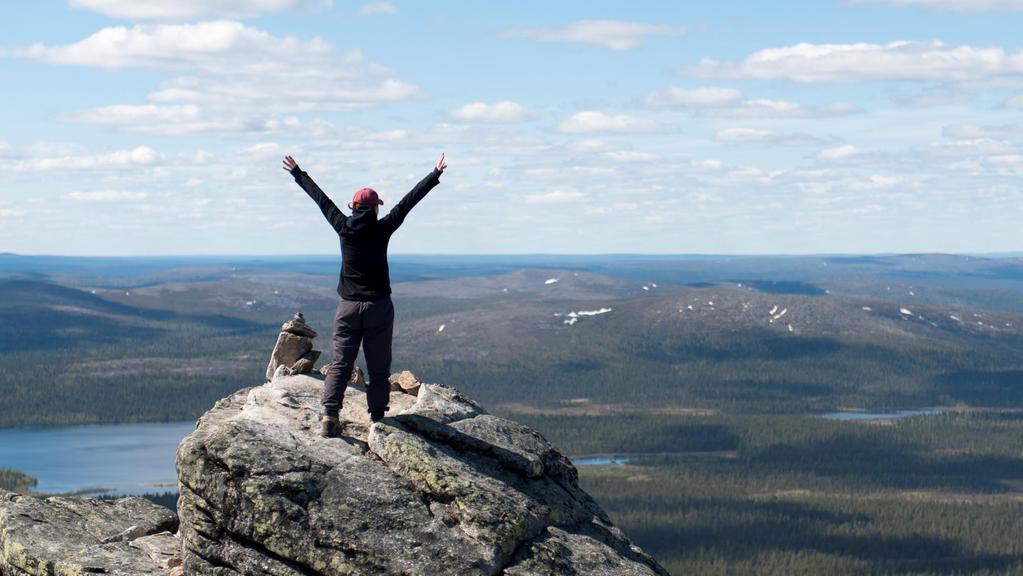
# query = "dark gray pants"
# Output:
<box><xmin>322</xmin><ymin>296</ymin><xmax>394</xmax><ymax>417</ymax></box>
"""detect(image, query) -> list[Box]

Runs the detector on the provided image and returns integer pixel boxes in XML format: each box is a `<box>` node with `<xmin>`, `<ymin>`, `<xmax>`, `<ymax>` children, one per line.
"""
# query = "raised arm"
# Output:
<box><xmin>283</xmin><ymin>155</ymin><xmax>346</xmax><ymax>234</ymax></box>
<box><xmin>380</xmin><ymin>153</ymin><xmax>446</xmax><ymax>234</ymax></box>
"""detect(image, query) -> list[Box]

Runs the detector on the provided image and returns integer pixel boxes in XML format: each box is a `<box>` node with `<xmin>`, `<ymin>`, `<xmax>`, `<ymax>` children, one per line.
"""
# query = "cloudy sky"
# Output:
<box><xmin>1</xmin><ymin>0</ymin><xmax>1022</xmax><ymax>255</ymax></box>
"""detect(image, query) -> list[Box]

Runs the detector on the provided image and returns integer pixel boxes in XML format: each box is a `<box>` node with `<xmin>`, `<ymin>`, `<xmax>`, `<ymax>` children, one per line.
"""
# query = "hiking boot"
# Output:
<box><xmin>320</xmin><ymin>415</ymin><xmax>342</xmax><ymax>438</ymax></box>
<box><xmin>369</xmin><ymin>406</ymin><xmax>389</xmax><ymax>423</ymax></box>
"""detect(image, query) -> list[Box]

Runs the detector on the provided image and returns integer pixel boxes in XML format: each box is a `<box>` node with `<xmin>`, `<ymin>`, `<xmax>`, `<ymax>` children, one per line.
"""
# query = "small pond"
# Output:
<box><xmin>571</xmin><ymin>455</ymin><xmax>635</xmax><ymax>466</ymax></box>
<box><xmin>821</xmin><ymin>409</ymin><xmax>945</xmax><ymax>421</ymax></box>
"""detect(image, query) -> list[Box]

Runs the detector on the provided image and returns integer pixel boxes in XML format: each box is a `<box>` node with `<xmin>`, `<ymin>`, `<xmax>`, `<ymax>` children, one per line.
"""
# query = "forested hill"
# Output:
<box><xmin>0</xmin><ymin>255</ymin><xmax>1021</xmax><ymax>424</ymax></box>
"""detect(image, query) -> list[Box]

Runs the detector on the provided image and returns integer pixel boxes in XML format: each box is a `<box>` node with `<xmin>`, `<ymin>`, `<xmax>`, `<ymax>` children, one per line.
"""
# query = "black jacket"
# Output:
<box><xmin>291</xmin><ymin>166</ymin><xmax>442</xmax><ymax>301</ymax></box>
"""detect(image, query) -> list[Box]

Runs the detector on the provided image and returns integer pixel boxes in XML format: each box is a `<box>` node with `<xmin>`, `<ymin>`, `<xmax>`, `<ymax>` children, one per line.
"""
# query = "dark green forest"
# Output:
<box><xmin>0</xmin><ymin>468</ymin><xmax>36</xmax><ymax>493</ymax></box>
<box><xmin>564</xmin><ymin>413</ymin><xmax>1023</xmax><ymax>575</ymax></box>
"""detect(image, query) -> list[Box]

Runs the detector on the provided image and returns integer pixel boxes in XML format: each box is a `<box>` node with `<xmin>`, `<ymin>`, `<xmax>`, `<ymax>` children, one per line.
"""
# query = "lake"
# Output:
<box><xmin>0</xmin><ymin>421</ymin><xmax>195</xmax><ymax>497</ymax></box>
<box><xmin>571</xmin><ymin>455</ymin><xmax>634</xmax><ymax>466</ymax></box>
<box><xmin>0</xmin><ymin>423</ymin><xmax>716</xmax><ymax>491</ymax></box>
<box><xmin>821</xmin><ymin>409</ymin><xmax>945</xmax><ymax>421</ymax></box>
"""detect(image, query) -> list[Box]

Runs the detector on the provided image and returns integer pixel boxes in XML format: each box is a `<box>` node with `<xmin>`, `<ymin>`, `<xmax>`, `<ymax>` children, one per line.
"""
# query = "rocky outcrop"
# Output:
<box><xmin>266</xmin><ymin>313</ymin><xmax>321</xmax><ymax>380</ymax></box>
<box><xmin>0</xmin><ymin>373</ymin><xmax>667</xmax><ymax>576</ymax></box>
<box><xmin>0</xmin><ymin>490</ymin><xmax>179</xmax><ymax>575</ymax></box>
<box><xmin>176</xmin><ymin>374</ymin><xmax>669</xmax><ymax>575</ymax></box>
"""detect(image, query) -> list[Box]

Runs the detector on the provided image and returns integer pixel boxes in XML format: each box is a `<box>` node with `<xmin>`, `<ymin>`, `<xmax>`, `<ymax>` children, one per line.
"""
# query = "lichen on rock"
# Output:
<box><xmin>0</xmin><ymin>490</ymin><xmax>179</xmax><ymax>576</ymax></box>
<box><xmin>175</xmin><ymin>374</ymin><xmax>669</xmax><ymax>575</ymax></box>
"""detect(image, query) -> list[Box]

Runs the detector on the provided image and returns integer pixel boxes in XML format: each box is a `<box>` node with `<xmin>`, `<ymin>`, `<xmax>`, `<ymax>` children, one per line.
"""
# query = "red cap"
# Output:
<box><xmin>352</xmin><ymin>187</ymin><xmax>384</xmax><ymax>206</ymax></box>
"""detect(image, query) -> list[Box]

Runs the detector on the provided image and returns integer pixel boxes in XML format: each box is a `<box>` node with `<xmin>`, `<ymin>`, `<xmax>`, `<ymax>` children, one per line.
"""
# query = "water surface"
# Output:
<box><xmin>0</xmin><ymin>421</ymin><xmax>195</xmax><ymax>496</ymax></box>
<box><xmin>572</xmin><ymin>455</ymin><xmax>634</xmax><ymax>466</ymax></box>
<box><xmin>821</xmin><ymin>409</ymin><xmax>944</xmax><ymax>421</ymax></box>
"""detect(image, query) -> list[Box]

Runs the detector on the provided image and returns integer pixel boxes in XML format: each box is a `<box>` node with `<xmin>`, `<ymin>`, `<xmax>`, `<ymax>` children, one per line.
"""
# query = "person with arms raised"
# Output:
<box><xmin>283</xmin><ymin>153</ymin><xmax>447</xmax><ymax>437</ymax></box>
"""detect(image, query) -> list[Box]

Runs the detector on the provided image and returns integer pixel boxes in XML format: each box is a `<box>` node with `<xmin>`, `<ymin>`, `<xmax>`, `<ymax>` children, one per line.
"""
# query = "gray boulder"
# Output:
<box><xmin>0</xmin><ymin>490</ymin><xmax>179</xmax><ymax>575</ymax></box>
<box><xmin>176</xmin><ymin>374</ymin><xmax>669</xmax><ymax>575</ymax></box>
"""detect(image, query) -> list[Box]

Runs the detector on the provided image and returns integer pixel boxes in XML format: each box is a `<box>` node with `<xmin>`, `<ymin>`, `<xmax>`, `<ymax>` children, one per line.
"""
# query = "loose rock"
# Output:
<box><xmin>290</xmin><ymin>349</ymin><xmax>321</xmax><ymax>374</ymax></box>
<box><xmin>388</xmin><ymin>369</ymin><xmax>422</xmax><ymax>395</ymax></box>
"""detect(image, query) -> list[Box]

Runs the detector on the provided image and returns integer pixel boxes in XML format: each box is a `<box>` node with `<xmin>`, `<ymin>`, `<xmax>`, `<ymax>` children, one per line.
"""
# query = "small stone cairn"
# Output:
<box><xmin>265</xmin><ymin>312</ymin><xmax>321</xmax><ymax>381</ymax></box>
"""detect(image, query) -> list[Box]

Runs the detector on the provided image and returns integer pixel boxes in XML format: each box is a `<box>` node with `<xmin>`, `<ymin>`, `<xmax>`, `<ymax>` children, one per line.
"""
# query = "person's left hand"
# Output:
<box><xmin>282</xmin><ymin>155</ymin><xmax>299</xmax><ymax>172</ymax></box>
<box><xmin>435</xmin><ymin>152</ymin><xmax>447</xmax><ymax>173</ymax></box>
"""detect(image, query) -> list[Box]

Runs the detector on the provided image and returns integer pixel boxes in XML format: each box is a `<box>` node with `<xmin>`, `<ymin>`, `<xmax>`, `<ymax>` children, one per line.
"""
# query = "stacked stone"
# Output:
<box><xmin>265</xmin><ymin>312</ymin><xmax>321</xmax><ymax>381</ymax></box>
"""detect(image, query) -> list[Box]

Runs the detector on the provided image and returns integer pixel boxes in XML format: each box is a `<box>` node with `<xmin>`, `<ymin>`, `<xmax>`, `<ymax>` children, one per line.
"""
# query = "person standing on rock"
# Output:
<box><xmin>283</xmin><ymin>153</ymin><xmax>447</xmax><ymax>437</ymax></box>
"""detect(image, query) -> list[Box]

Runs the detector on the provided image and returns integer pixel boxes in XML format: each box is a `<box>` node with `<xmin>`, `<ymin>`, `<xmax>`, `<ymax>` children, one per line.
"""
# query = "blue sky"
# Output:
<box><xmin>1</xmin><ymin>0</ymin><xmax>1022</xmax><ymax>255</ymax></box>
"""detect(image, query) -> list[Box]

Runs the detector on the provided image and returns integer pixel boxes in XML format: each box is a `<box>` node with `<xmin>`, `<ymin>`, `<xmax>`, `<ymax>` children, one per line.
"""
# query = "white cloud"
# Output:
<box><xmin>714</xmin><ymin>128</ymin><xmax>823</xmax><ymax>145</ymax></box>
<box><xmin>359</xmin><ymin>2</ymin><xmax>397</xmax><ymax>15</ymax></box>
<box><xmin>571</xmin><ymin>139</ymin><xmax>610</xmax><ymax>151</ymax></box>
<box><xmin>451</xmin><ymin>101</ymin><xmax>532</xmax><ymax>122</ymax></box>
<box><xmin>0</xmin><ymin>209</ymin><xmax>25</xmax><ymax>218</ymax></box>
<box><xmin>711</xmin><ymin>99</ymin><xmax>860</xmax><ymax>118</ymax></box>
<box><xmin>238</xmin><ymin>142</ymin><xmax>283</xmax><ymax>158</ymax></box>
<box><xmin>10</xmin><ymin>146</ymin><xmax>159</xmax><ymax>171</ymax></box>
<box><xmin>6</xmin><ymin>22</ymin><xmax>423</xmax><ymax>135</ymax></box>
<box><xmin>1005</xmin><ymin>94</ymin><xmax>1023</xmax><ymax>108</ymax></box>
<box><xmin>11</xmin><ymin>21</ymin><xmax>333</xmax><ymax>73</ymax></box>
<box><xmin>66</xmin><ymin>105</ymin><xmax>329</xmax><ymax>135</ymax></box>
<box><xmin>714</xmin><ymin>128</ymin><xmax>776</xmax><ymax>143</ymax></box>
<box><xmin>501</xmin><ymin>20</ymin><xmax>685</xmax><ymax>51</ymax></box>
<box><xmin>689</xmin><ymin>41</ymin><xmax>1023</xmax><ymax>83</ymax></box>
<box><xmin>585</xmin><ymin>202</ymin><xmax>639</xmax><ymax>216</ymax></box>
<box><xmin>693</xmin><ymin>159</ymin><xmax>724</xmax><ymax>170</ymax></box>
<box><xmin>644</xmin><ymin>86</ymin><xmax>743</xmax><ymax>107</ymax></box>
<box><xmin>66</xmin><ymin>189</ymin><xmax>149</xmax><ymax>202</ymax></box>
<box><xmin>603</xmin><ymin>150</ymin><xmax>660</xmax><ymax>161</ymax></box>
<box><xmin>70</xmin><ymin>104</ymin><xmax>201</xmax><ymax>124</ymax></box>
<box><xmin>851</xmin><ymin>0</ymin><xmax>1023</xmax><ymax>11</ymax></box>
<box><xmin>365</xmin><ymin>129</ymin><xmax>408</xmax><ymax>142</ymax></box>
<box><xmin>180</xmin><ymin>150</ymin><xmax>213</xmax><ymax>163</ymax></box>
<box><xmin>644</xmin><ymin>87</ymin><xmax>858</xmax><ymax>117</ymax></box>
<box><xmin>817</xmin><ymin>145</ymin><xmax>860</xmax><ymax>159</ymax></box>
<box><xmin>927</xmin><ymin>137</ymin><xmax>1013</xmax><ymax>157</ymax></box>
<box><xmin>558</xmin><ymin>111</ymin><xmax>663</xmax><ymax>134</ymax></box>
<box><xmin>985</xmin><ymin>154</ymin><xmax>1023</xmax><ymax>165</ymax></box>
<box><xmin>525</xmin><ymin>190</ymin><xmax>587</xmax><ymax>204</ymax></box>
<box><xmin>943</xmin><ymin>124</ymin><xmax>1021</xmax><ymax>139</ymax></box>
<box><xmin>68</xmin><ymin>0</ymin><xmax>317</xmax><ymax>20</ymax></box>
<box><xmin>891</xmin><ymin>85</ymin><xmax>973</xmax><ymax>107</ymax></box>
<box><xmin>849</xmin><ymin>175</ymin><xmax>904</xmax><ymax>190</ymax></box>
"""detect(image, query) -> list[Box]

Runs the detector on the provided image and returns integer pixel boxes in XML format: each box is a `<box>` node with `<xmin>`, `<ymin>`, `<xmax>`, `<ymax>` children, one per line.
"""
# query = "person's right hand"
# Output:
<box><xmin>282</xmin><ymin>155</ymin><xmax>299</xmax><ymax>172</ymax></box>
<box><xmin>435</xmin><ymin>152</ymin><xmax>447</xmax><ymax>173</ymax></box>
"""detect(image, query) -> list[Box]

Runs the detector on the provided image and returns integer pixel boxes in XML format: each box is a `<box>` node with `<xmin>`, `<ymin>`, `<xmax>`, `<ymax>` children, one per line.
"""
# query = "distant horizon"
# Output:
<box><xmin>3</xmin><ymin>251</ymin><xmax>1022</xmax><ymax>260</ymax></box>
